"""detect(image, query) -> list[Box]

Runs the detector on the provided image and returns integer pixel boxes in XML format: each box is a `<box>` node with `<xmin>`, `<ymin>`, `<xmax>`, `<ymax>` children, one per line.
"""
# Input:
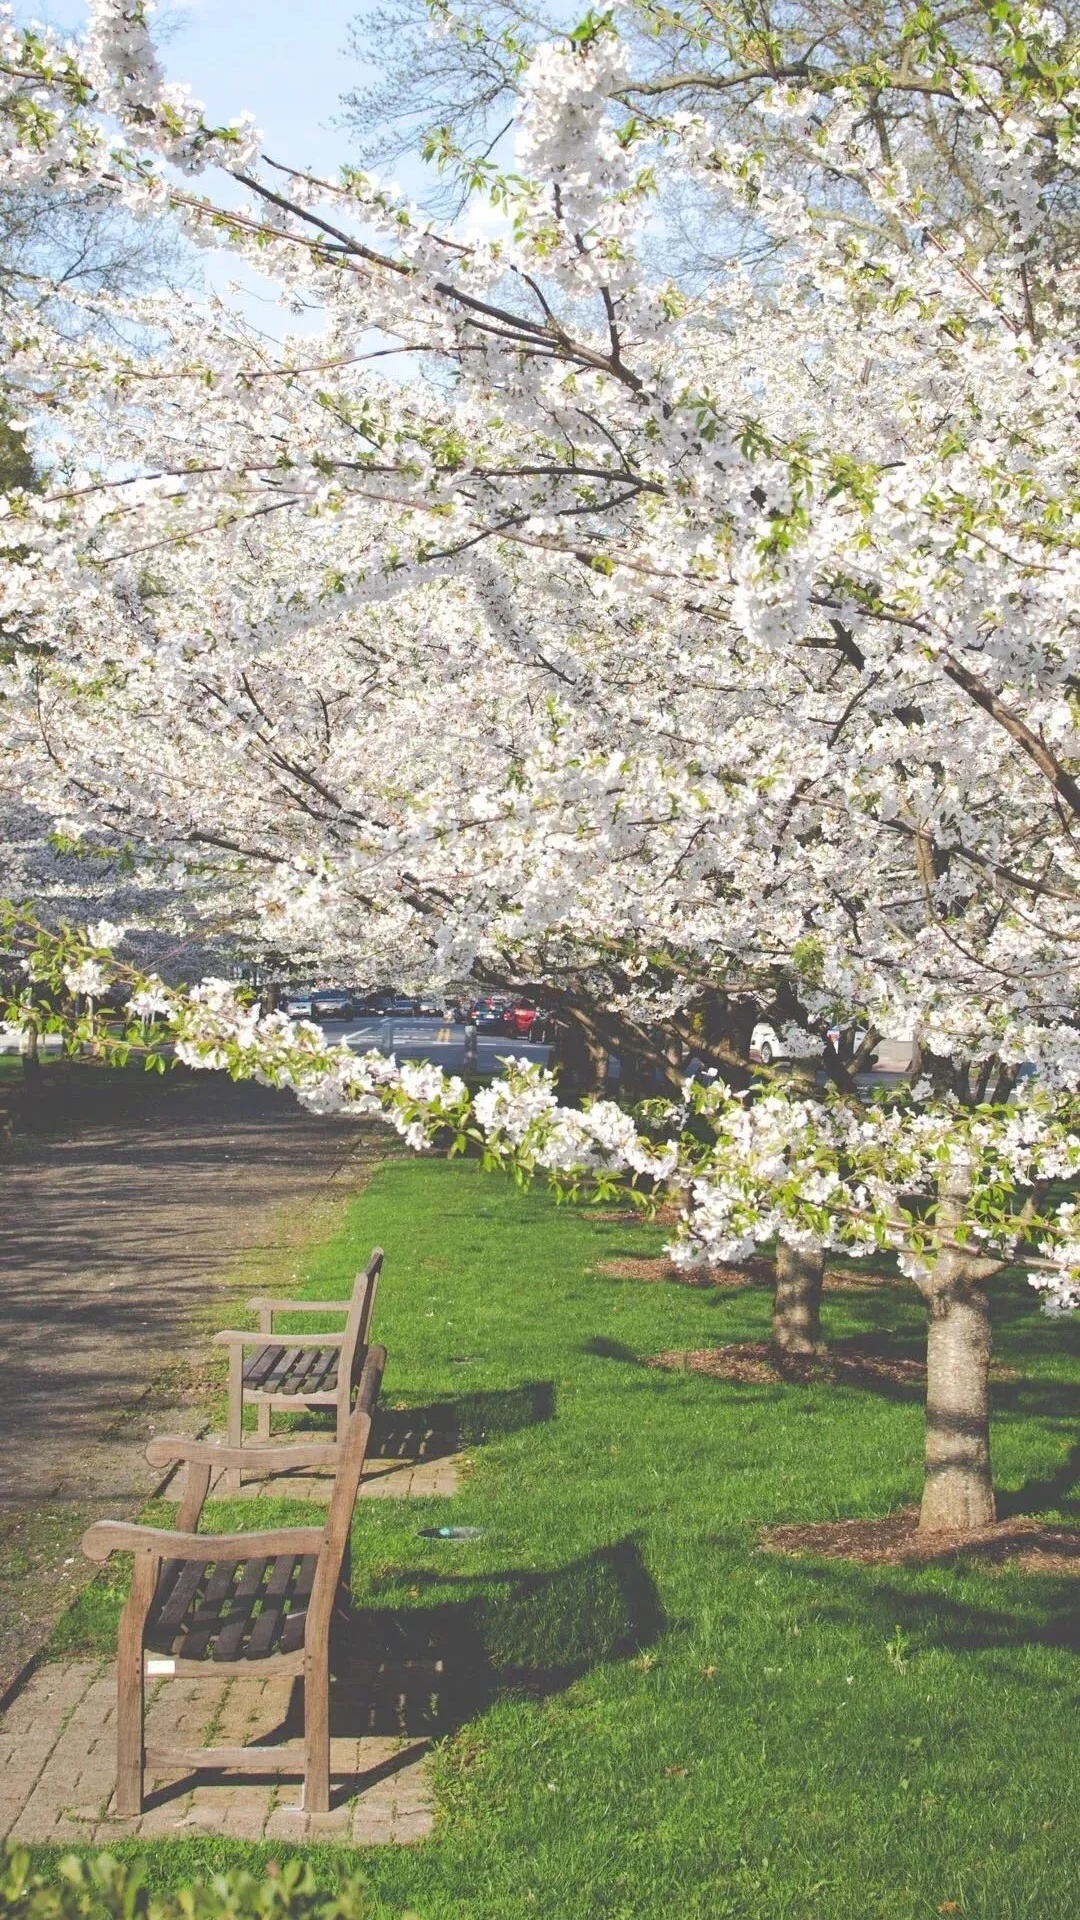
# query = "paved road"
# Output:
<box><xmin>0</xmin><ymin>1072</ymin><xmax>372</xmax><ymax>1696</ymax></box>
<box><xmin>322</xmin><ymin>1019</ymin><xmax>904</xmax><ymax>1094</ymax></box>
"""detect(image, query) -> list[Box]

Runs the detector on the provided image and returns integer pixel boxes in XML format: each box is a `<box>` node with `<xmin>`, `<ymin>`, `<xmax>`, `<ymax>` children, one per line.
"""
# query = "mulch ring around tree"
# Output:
<box><xmin>644</xmin><ymin>1340</ymin><xmax>1018</xmax><ymax>1390</ymax></box>
<box><xmin>645</xmin><ymin>1339</ymin><xmax>925</xmax><ymax>1386</ymax></box>
<box><xmin>593</xmin><ymin>1254</ymin><xmax>908</xmax><ymax>1290</ymax></box>
<box><xmin>593</xmin><ymin>1255</ymin><xmax>773</xmax><ymax>1288</ymax></box>
<box><xmin>758</xmin><ymin>1509</ymin><xmax>1080</xmax><ymax>1574</ymax></box>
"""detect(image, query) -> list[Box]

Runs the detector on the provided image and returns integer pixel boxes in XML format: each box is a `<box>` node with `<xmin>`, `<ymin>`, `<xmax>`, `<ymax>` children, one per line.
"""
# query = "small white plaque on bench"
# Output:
<box><xmin>145</xmin><ymin>1657</ymin><xmax>176</xmax><ymax>1675</ymax></box>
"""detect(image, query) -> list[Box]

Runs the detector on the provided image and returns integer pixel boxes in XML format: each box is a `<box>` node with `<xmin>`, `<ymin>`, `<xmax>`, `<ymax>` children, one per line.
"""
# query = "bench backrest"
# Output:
<box><xmin>343</xmin><ymin>1247</ymin><xmax>383</xmax><ymax>1394</ymax></box>
<box><xmin>309</xmin><ymin>1341</ymin><xmax>386</xmax><ymax>1636</ymax></box>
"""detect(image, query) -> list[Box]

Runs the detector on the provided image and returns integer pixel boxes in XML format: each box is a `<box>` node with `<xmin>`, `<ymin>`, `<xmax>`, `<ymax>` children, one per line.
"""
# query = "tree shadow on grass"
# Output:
<box><xmin>785</xmin><ymin>1556</ymin><xmax>1080</xmax><ymax>1681</ymax></box>
<box><xmin>633</xmin><ymin>1317</ymin><xmax>1080</xmax><ymax>1426</ymax></box>
<box><xmin>998</xmin><ymin>1439</ymin><xmax>1080</xmax><ymax>1521</ymax></box>
<box><xmin>584</xmin><ymin>1335</ymin><xmax>642</xmax><ymax>1365</ymax></box>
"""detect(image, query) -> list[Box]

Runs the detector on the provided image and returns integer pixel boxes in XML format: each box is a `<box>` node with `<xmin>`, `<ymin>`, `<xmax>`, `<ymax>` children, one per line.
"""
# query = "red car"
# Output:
<box><xmin>503</xmin><ymin>1004</ymin><xmax>537</xmax><ymax>1037</ymax></box>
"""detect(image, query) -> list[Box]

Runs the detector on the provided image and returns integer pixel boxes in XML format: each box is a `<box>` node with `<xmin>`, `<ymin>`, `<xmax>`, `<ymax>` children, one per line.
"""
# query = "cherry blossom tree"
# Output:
<box><xmin>2</xmin><ymin>0</ymin><xmax>1080</xmax><ymax>1528</ymax></box>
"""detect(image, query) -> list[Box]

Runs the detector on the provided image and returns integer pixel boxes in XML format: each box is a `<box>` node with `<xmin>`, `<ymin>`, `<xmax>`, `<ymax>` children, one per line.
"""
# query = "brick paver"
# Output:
<box><xmin>210</xmin><ymin>1450</ymin><xmax>465</xmax><ymax>1501</ymax></box>
<box><xmin>0</xmin><ymin>1660</ymin><xmax>434</xmax><ymax>1845</ymax></box>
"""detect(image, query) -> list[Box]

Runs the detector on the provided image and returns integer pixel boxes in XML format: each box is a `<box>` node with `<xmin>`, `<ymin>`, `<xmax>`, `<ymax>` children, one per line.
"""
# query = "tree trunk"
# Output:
<box><xmin>585</xmin><ymin>1036</ymin><xmax>608</xmax><ymax>1097</ymax></box>
<box><xmin>618</xmin><ymin>1044</ymin><xmax>644</xmax><ymax>1100</ymax></box>
<box><xmin>20</xmin><ymin>1021</ymin><xmax>42</xmax><ymax>1130</ymax></box>
<box><xmin>557</xmin><ymin>1012</ymin><xmax>609</xmax><ymax>1097</ymax></box>
<box><xmin>771</xmin><ymin>1240</ymin><xmax>826</xmax><ymax>1361</ymax></box>
<box><xmin>917</xmin><ymin>1162</ymin><xmax>998</xmax><ymax>1533</ymax></box>
<box><xmin>919</xmin><ymin>1272</ymin><xmax>995</xmax><ymax>1532</ymax></box>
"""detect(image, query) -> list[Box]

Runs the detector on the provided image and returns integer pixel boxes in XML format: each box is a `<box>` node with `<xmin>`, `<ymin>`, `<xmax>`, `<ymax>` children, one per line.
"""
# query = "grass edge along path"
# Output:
<box><xmin>24</xmin><ymin>1155</ymin><xmax>1080</xmax><ymax>1920</ymax></box>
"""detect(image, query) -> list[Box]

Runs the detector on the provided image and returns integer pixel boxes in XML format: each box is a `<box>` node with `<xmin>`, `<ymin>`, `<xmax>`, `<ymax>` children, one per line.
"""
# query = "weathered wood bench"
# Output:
<box><xmin>82</xmin><ymin>1343</ymin><xmax>386</xmax><ymax>1817</ymax></box>
<box><xmin>213</xmin><ymin>1247</ymin><xmax>382</xmax><ymax>1490</ymax></box>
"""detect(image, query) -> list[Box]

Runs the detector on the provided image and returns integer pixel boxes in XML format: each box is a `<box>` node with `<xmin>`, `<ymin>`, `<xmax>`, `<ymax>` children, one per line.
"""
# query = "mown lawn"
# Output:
<box><xmin>39</xmin><ymin>1155</ymin><xmax>1080</xmax><ymax>1919</ymax></box>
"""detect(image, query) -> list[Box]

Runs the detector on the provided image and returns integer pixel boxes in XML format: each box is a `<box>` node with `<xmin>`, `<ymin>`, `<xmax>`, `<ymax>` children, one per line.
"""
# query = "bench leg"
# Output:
<box><xmin>115</xmin><ymin>1554</ymin><xmax>155</xmax><ymax>1817</ymax></box>
<box><xmin>304</xmin><ymin>1648</ymin><xmax>330</xmax><ymax>1814</ymax></box>
<box><xmin>226</xmin><ymin>1344</ymin><xmax>244</xmax><ymax>1495</ymax></box>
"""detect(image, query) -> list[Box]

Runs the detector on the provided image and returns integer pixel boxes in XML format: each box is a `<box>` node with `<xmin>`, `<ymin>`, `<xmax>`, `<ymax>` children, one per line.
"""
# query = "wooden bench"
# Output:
<box><xmin>214</xmin><ymin>1247</ymin><xmax>382</xmax><ymax>1490</ymax></box>
<box><xmin>82</xmin><ymin>1343</ymin><xmax>386</xmax><ymax>1817</ymax></box>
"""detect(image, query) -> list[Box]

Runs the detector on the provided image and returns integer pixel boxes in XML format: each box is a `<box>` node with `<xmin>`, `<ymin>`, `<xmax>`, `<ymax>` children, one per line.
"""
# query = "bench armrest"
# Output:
<box><xmin>82</xmin><ymin>1519</ymin><xmax>325</xmax><ymax>1563</ymax></box>
<box><xmin>146</xmin><ymin>1435</ymin><xmax>340</xmax><ymax>1471</ymax></box>
<box><xmin>212</xmin><ymin>1329</ymin><xmax>345</xmax><ymax>1348</ymax></box>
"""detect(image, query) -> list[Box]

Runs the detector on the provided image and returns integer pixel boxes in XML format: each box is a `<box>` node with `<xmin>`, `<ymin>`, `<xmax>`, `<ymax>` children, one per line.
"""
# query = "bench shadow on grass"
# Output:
<box><xmin>334</xmin><ymin>1533</ymin><xmax>665</xmax><ymax>1725</ymax></box>
<box><xmin>368</xmin><ymin>1380</ymin><xmax>556</xmax><ymax>1459</ymax></box>
<box><xmin>282</xmin><ymin>1381</ymin><xmax>558</xmax><ymax>1460</ymax></box>
<box><xmin>144</xmin><ymin>1535</ymin><xmax>665</xmax><ymax>1811</ymax></box>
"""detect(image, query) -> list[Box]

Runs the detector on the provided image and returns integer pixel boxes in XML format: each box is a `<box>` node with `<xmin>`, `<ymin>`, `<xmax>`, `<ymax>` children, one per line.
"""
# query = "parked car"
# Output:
<box><xmin>0</xmin><ymin>1028</ymin><xmax>64</xmax><ymax>1055</ymax></box>
<box><xmin>469</xmin><ymin>999</ymin><xmax>507</xmax><ymax>1030</ymax></box>
<box><xmin>281</xmin><ymin>993</ymin><xmax>313</xmax><ymax>1019</ymax></box>
<box><xmin>352</xmin><ymin>991</ymin><xmax>389</xmax><ymax>1016</ymax></box>
<box><xmin>749</xmin><ymin>1021</ymin><xmax>909</xmax><ymax>1069</ymax></box>
<box><xmin>310</xmin><ymin>990</ymin><xmax>355</xmax><ymax>1022</ymax></box>
<box><xmin>749</xmin><ymin>1021</ymin><xmax>785</xmax><ymax>1065</ymax></box>
<box><xmin>502</xmin><ymin>1004</ymin><xmax>538</xmax><ymax>1037</ymax></box>
<box><xmin>750</xmin><ymin>1021</ymin><xmax>863</xmax><ymax>1065</ymax></box>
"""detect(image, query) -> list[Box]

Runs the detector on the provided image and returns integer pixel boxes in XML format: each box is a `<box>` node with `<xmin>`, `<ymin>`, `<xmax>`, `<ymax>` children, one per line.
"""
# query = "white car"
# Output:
<box><xmin>749</xmin><ymin>1022</ymin><xmax>857</xmax><ymax>1065</ymax></box>
<box><xmin>749</xmin><ymin>1021</ymin><xmax>786</xmax><ymax>1066</ymax></box>
<box><xmin>0</xmin><ymin>1027</ymin><xmax>64</xmax><ymax>1055</ymax></box>
<box><xmin>281</xmin><ymin>993</ymin><xmax>313</xmax><ymax>1019</ymax></box>
<box><xmin>749</xmin><ymin>1022</ymin><xmax>910</xmax><ymax>1070</ymax></box>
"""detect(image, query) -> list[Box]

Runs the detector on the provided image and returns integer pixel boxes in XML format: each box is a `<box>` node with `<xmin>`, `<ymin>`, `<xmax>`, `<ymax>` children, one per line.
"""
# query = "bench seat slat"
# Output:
<box><xmin>149</xmin><ymin>1558</ymin><xmax>207</xmax><ymax>1639</ymax></box>
<box><xmin>246</xmin><ymin>1553</ymin><xmax>303</xmax><ymax>1658</ymax></box>
<box><xmin>149</xmin><ymin>1553</ymin><xmax>312</xmax><ymax>1662</ymax></box>
<box><xmin>276</xmin><ymin>1554</ymin><xmax>318</xmax><ymax>1655</ymax></box>
<box><xmin>180</xmin><ymin>1557</ymin><xmax>246</xmax><ymax>1660</ymax></box>
<box><xmin>303</xmin><ymin>1350</ymin><xmax>340</xmax><ymax>1393</ymax></box>
<box><xmin>263</xmin><ymin>1345</ymin><xmax>304</xmax><ymax>1391</ymax></box>
<box><xmin>213</xmin><ymin>1556</ymin><xmax>272</xmax><ymax>1661</ymax></box>
<box><xmin>244</xmin><ymin>1343</ymin><xmax>340</xmax><ymax>1397</ymax></box>
<box><xmin>242</xmin><ymin>1345</ymin><xmax>283</xmax><ymax>1390</ymax></box>
<box><xmin>280</xmin><ymin>1349</ymin><xmax>324</xmax><ymax>1394</ymax></box>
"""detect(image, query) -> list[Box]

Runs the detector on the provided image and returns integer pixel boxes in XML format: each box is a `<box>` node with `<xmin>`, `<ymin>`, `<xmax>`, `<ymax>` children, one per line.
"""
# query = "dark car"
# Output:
<box><xmin>310</xmin><ymin>990</ymin><xmax>355</xmax><ymax>1022</ymax></box>
<box><xmin>354</xmin><ymin>991</ymin><xmax>421</xmax><ymax>1018</ymax></box>
<box><xmin>470</xmin><ymin>999</ymin><xmax>506</xmax><ymax>1030</ymax></box>
<box><xmin>352</xmin><ymin>992</ymin><xmax>389</xmax><ymax>1016</ymax></box>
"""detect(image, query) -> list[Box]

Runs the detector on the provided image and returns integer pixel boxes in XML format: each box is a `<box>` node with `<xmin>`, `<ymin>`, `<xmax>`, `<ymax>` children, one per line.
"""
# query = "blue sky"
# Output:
<box><xmin>22</xmin><ymin>2</ymin><xmax>399</xmax><ymax>326</ymax></box>
<box><xmin>26</xmin><ymin>1</ymin><xmax>376</xmax><ymax>175</ymax></box>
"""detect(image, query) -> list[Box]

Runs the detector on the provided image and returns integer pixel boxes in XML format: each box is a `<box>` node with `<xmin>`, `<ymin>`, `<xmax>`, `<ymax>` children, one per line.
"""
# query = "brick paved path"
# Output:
<box><xmin>0</xmin><ymin>1660</ymin><xmax>433</xmax><ymax>1845</ymax></box>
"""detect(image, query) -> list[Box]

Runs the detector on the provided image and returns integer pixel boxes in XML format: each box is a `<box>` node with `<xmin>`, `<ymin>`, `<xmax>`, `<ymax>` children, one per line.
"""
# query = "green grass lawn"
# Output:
<box><xmin>39</xmin><ymin>1155</ymin><xmax>1080</xmax><ymax>1919</ymax></box>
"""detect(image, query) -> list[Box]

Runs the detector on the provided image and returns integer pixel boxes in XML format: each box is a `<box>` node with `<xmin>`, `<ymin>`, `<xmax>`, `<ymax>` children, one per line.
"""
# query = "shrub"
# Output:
<box><xmin>0</xmin><ymin>1849</ymin><xmax>375</xmax><ymax>1920</ymax></box>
